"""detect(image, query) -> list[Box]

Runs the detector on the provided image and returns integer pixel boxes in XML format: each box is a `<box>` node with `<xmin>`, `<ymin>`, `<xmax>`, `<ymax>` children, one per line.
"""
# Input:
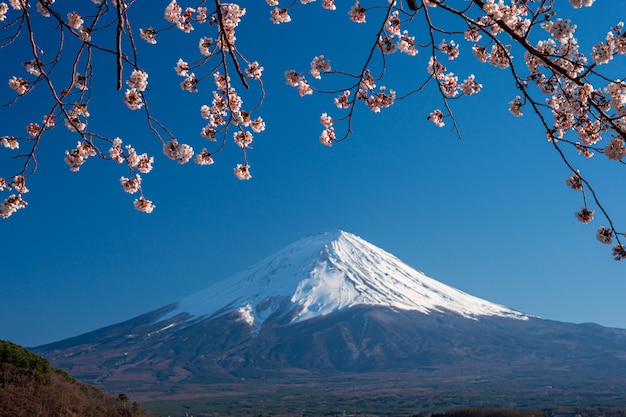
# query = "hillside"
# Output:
<box><xmin>0</xmin><ymin>339</ymin><xmax>152</xmax><ymax>417</ymax></box>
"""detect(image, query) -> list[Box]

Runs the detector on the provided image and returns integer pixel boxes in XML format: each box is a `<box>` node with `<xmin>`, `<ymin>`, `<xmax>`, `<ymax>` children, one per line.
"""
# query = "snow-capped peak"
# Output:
<box><xmin>162</xmin><ymin>231</ymin><xmax>527</xmax><ymax>328</ymax></box>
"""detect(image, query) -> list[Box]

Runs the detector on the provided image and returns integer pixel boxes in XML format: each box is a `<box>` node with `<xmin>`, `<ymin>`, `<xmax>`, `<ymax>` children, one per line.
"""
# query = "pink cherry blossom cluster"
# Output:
<box><xmin>0</xmin><ymin>175</ymin><xmax>28</xmax><ymax>218</ymax></box>
<box><xmin>154</xmin><ymin>2</ymin><xmax>265</xmax><ymax>181</ymax></box>
<box><xmin>64</xmin><ymin>142</ymin><xmax>96</xmax><ymax>172</ymax></box>
<box><xmin>1</xmin><ymin>0</ymin><xmax>626</xmax><ymax>259</ymax></box>
<box><xmin>270</xmin><ymin>0</ymin><xmax>626</xmax><ymax>258</ymax></box>
<box><xmin>0</xmin><ymin>0</ymin><xmax>271</xmax><ymax>216</ymax></box>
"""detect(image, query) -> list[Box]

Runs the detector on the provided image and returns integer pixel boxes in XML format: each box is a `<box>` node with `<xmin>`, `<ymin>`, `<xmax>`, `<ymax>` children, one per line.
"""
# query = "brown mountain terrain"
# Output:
<box><xmin>0</xmin><ymin>339</ymin><xmax>152</xmax><ymax>417</ymax></box>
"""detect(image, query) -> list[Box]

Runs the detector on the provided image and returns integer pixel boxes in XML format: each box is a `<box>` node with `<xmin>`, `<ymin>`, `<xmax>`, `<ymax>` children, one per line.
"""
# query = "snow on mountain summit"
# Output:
<box><xmin>163</xmin><ymin>231</ymin><xmax>528</xmax><ymax>328</ymax></box>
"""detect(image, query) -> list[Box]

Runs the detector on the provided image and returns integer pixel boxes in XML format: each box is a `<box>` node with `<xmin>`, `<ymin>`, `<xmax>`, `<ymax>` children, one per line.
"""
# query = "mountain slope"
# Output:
<box><xmin>0</xmin><ymin>339</ymin><xmax>152</xmax><ymax>417</ymax></box>
<box><xmin>162</xmin><ymin>230</ymin><xmax>527</xmax><ymax>330</ymax></box>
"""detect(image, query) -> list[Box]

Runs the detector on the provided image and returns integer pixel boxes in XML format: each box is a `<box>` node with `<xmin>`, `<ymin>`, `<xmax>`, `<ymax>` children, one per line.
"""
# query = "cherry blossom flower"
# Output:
<box><xmin>604</xmin><ymin>137</ymin><xmax>626</xmax><ymax>160</ymax></box>
<box><xmin>199</xmin><ymin>37</ymin><xmax>213</xmax><ymax>56</ymax></box>
<box><xmin>565</xmin><ymin>174</ymin><xmax>583</xmax><ymax>191</ymax></box>
<box><xmin>360</xmin><ymin>70</ymin><xmax>376</xmax><ymax>90</ymax></box>
<box><xmin>310</xmin><ymin>56</ymin><xmax>331</xmax><ymax>79</ymax></box>
<box><xmin>1</xmin><ymin>194</ymin><xmax>27</xmax><ymax>218</ymax></box>
<box><xmin>488</xmin><ymin>44</ymin><xmax>510</xmax><ymax>69</ymax></box>
<box><xmin>427</xmin><ymin>57</ymin><xmax>445</xmax><ymax>78</ymax></box>
<box><xmin>125</xmin><ymin>145</ymin><xmax>153</xmax><ymax>173</ymax></box>
<box><xmin>22</xmin><ymin>59</ymin><xmax>41</xmax><ymax>76</ymax></box>
<box><xmin>214</xmin><ymin>72</ymin><xmax>229</xmax><ymax>89</ymax></box>
<box><xmin>270</xmin><ymin>8</ymin><xmax>290</xmax><ymax>24</ymax></box>
<box><xmin>266</xmin><ymin>0</ymin><xmax>279</xmax><ymax>5</ymax></box>
<box><xmin>140</xmin><ymin>27</ymin><xmax>157</xmax><ymax>44</ymax></box>
<box><xmin>334</xmin><ymin>90</ymin><xmax>351</xmax><ymax>109</ymax></box>
<box><xmin>284</xmin><ymin>70</ymin><xmax>299</xmax><ymax>86</ymax></box>
<box><xmin>251</xmin><ymin>117</ymin><xmax>266</xmax><ymax>133</ymax></box>
<box><xmin>464</xmin><ymin>26</ymin><xmax>481</xmax><ymax>42</ymax></box>
<box><xmin>439</xmin><ymin>73</ymin><xmax>459</xmax><ymax>97</ymax></box>
<box><xmin>133</xmin><ymin>196</ymin><xmax>155</xmax><ymax>214</ymax></box>
<box><xmin>26</xmin><ymin>123</ymin><xmax>40</xmax><ymax>137</ymax></box>
<box><xmin>397</xmin><ymin>31</ymin><xmax>418</xmax><ymax>56</ymax></box>
<box><xmin>234</xmin><ymin>131</ymin><xmax>253</xmax><ymax>148</ymax></box>
<box><xmin>134</xmin><ymin>153</ymin><xmax>154</xmax><ymax>173</ymax></box>
<box><xmin>8</xmin><ymin>76</ymin><xmax>28</xmax><ymax>95</ymax></box>
<box><xmin>508</xmin><ymin>96</ymin><xmax>523</xmax><ymax>116</ymax></box>
<box><xmin>126</xmin><ymin>69</ymin><xmax>148</xmax><ymax>91</ymax></box>
<box><xmin>427</xmin><ymin>109</ymin><xmax>445</xmax><ymax>127</ymax></box>
<box><xmin>297</xmin><ymin>78</ymin><xmax>313</xmax><ymax>96</ymax></box>
<box><xmin>74</xmin><ymin>74</ymin><xmax>88</xmax><ymax>90</ymax></box>
<box><xmin>612</xmin><ymin>244</ymin><xmax>626</xmax><ymax>261</ymax></box>
<box><xmin>42</xmin><ymin>114</ymin><xmax>55</xmax><ymax>129</ymax></box>
<box><xmin>246</xmin><ymin>62</ymin><xmax>263</xmax><ymax>79</ymax></box>
<box><xmin>0</xmin><ymin>3</ymin><xmax>8</xmax><ymax>21</ymax></box>
<box><xmin>568</xmin><ymin>0</ymin><xmax>595</xmax><ymax>8</ymax></box>
<box><xmin>64</xmin><ymin>114</ymin><xmax>87</xmax><ymax>132</ymax></box>
<box><xmin>2</xmin><ymin>136</ymin><xmax>18</xmax><ymax>149</ymax></box>
<box><xmin>320</xmin><ymin>112</ymin><xmax>333</xmax><ymax>128</ymax></box>
<box><xmin>576</xmin><ymin>143</ymin><xmax>594</xmax><ymax>158</ymax></box>
<box><xmin>591</xmin><ymin>40</ymin><xmax>613</xmax><ymax>65</ymax></box>
<box><xmin>348</xmin><ymin>1</ymin><xmax>365</xmax><ymax>23</ymax></box>
<box><xmin>36</xmin><ymin>1</ymin><xmax>51</xmax><ymax>17</ymax></box>
<box><xmin>574</xmin><ymin>207</ymin><xmax>594</xmax><ymax>224</ymax></box>
<box><xmin>596</xmin><ymin>226</ymin><xmax>613</xmax><ymax>244</ymax></box>
<box><xmin>163</xmin><ymin>139</ymin><xmax>194</xmax><ymax>164</ymax></box>
<box><xmin>461</xmin><ymin>75</ymin><xmax>482</xmax><ymax>96</ymax></box>
<box><xmin>180</xmin><ymin>74</ymin><xmax>198</xmax><ymax>92</ymax></box>
<box><xmin>109</xmin><ymin>138</ymin><xmax>124</xmax><ymax>163</ymax></box>
<box><xmin>123</xmin><ymin>88</ymin><xmax>144</xmax><ymax>110</ymax></box>
<box><xmin>320</xmin><ymin>127</ymin><xmax>335</xmax><ymax>146</ymax></box>
<box><xmin>542</xmin><ymin>18</ymin><xmax>576</xmax><ymax>42</ymax></box>
<box><xmin>363</xmin><ymin>86</ymin><xmax>395</xmax><ymax>112</ymax></box>
<box><xmin>79</xmin><ymin>27</ymin><xmax>91</xmax><ymax>42</ymax></box>
<box><xmin>194</xmin><ymin>148</ymin><xmax>214</xmax><ymax>165</ymax></box>
<box><xmin>471</xmin><ymin>45</ymin><xmax>490</xmax><ymax>63</ymax></box>
<box><xmin>8</xmin><ymin>0</ymin><xmax>22</xmax><ymax>10</ymax></box>
<box><xmin>378</xmin><ymin>35</ymin><xmax>396</xmax><ymax>54</ymax></box>
<box><xmin>576</xmin><ymin>121</ymin><xmax>602</xmax><ymax>145</ymax></box>
<box><xmin>234</xmin><ymin>164</ymin><xmax>252</xmax><ymax>180</ymax></box>
<box><xmin>201</xmin><ymin>125</ymin><xmax>217</xmax><ymax>141</ymax></box>
<box><xmin>174</xmin><ymin>58</ymin><xmax>190</xmax><ymax>77</ymax></box>
<box><xmin>120</xmin><ymin>175</ymin><xmax>141</xmax><ymax>194</ymax></box>
<box><xmin>164</xmin><ymin>0</ymin><xmax>182</xmax><ymax>23</ymax></box>
<box><xmin>67</xmin><ymin>12</ymin><xmax>83</xmax><ymax>30</ymax></box>
<box><xmin>9</xmin><ymin>175</ymin><xmax>27</xmax><ymax>194</ymax></box>
<box><xmin>321</xmin><ymin>0</ymin><xmax>336</xmax><ymax>11</ymax></box>
<box><xmin>439</xmin><ymin>39</ymin><xmax>459</xmax><ymax>60</ymax></box>
<box><xmin>385</xmin><ymin>11</ymin><xmax>401</xmax><ymax>36</ymax></box>
<box><xmin>64</xmin><ymin>141</ymin><xmax>95</xmax><ymax>171</ymax></box>
<box><xmin>176</xmin><ymin>7</ymin><xmax>195</xmax><ymax>33</ymax></box>
<box><xmin>607</xmin><ymin>24</ymin><xmax>626</xmax><ymax>55</ymax></box>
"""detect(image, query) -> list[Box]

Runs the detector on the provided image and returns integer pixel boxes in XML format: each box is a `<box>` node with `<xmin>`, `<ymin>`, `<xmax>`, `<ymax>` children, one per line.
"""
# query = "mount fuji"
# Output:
<box><xmin>162</xmin><ymin>230</ymin><xmax>527</xmax><ymax>328</ymax></box>
<box><xmin>34</xmin><ymin>231</ymin><xmax>626</xmax><ymax>405</ymax></box>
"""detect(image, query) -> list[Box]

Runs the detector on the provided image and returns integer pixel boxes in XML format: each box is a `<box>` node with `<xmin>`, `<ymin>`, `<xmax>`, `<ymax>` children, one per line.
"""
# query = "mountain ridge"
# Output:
<box><xmin>158</xmin><ymin>230</ymin><xmax>528</xmax><ymax>332</ymax></box>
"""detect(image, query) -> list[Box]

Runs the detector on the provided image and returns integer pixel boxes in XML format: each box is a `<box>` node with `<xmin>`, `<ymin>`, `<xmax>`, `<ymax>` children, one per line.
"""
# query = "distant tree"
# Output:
<box><xmin>119</xmin><ymin>392</ymin><xmax>130</xmax><ymax>410</ymax></box>
<box><xmin>1</xmin><ymin>0</ymin><xmax>625</xmax><ymax>258</ymax></box>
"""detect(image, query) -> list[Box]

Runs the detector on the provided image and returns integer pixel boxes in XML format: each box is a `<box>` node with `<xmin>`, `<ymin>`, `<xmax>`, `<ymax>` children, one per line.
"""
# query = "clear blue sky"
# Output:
<box><xmin>1</xmin><ymin>1</ymin><xmax>625</xmax><ymax>348</ymax></box>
